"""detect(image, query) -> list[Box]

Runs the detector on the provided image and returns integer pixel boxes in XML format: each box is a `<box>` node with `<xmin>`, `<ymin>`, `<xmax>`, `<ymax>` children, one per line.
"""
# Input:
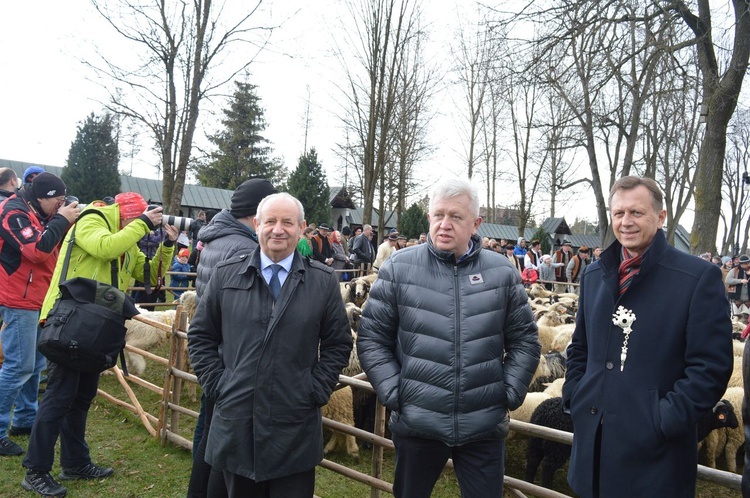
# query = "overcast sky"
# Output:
<box><xmin>0</xmin><ymin>0</ymin><xmax>620</xmax><ymax>226</ymax></box>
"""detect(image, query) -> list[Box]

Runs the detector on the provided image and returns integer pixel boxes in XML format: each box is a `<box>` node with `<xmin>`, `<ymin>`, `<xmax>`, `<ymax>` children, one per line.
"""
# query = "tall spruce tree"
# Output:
<box><xmin>62</xmin><ymin>112</ymin><xmax>121</xmax><ymax>203</ymax></box>
<box><xmin>400</xmin><ymin>202</ymin><xmax>429</xmax><ymax>239</ymax></box>
<box><xmin>287</xmin><ymin>148</ymin><xmax>330</xmax><ymax>226</ymax></box>
<box><xmin>196</xmin><ymin>81</ymin><xmax>285</xmax><ymax>189</ymax></box>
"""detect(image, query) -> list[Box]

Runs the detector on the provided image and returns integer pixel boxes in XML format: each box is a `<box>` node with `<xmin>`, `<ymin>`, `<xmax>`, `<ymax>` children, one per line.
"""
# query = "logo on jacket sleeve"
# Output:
<box><xmin>20</xmin><ymin>226</ymin><xmax>34</xmax><ymax>241</ymax></box>
<box><xmin>469</xmin><ymin>273</ymin><xmax>484</xmax><ymax>284</ymax></box>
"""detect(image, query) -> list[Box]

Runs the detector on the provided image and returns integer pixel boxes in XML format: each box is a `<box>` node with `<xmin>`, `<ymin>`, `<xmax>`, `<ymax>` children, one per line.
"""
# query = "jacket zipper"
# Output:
<box><xmin>23</xmin><ymin>269</ymin><xmax>33</xmax><ymax>298</ymax></box>
<box><xmin>453</xmin><ymin>264</ymin><xmax>460</xmax><ymax>444</ymax></box>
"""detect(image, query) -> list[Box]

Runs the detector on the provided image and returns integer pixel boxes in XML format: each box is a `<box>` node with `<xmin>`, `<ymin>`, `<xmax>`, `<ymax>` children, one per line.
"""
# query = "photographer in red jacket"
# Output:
<box><xmin>0</xmin><ymin>173</ymin><xmax>79</xmax><ymax>458</ymax></box>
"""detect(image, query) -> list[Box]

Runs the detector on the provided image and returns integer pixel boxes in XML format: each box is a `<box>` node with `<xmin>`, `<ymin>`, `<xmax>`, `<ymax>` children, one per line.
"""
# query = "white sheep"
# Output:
<box><xmin>727</xmin><ymin>356</ymin><xmax>743</xmax><ymax>388</ymax></box>
<box><xmin>507</xmin><ymin>392</ymin><xmax>553</xmax><ymax>441</ymax></box>
<box><xmin>536</xmin><ymin>312</ymin><xmax>575</xmax><ymax>354</ymax></box>
<box><xmin>348</xmin><ymin>277</ymin><xmax>372</xmax><ymax>308</ymax></box>
<box><xmin>732</xmin><ymin>339</ymin><xmax>744</xmax><ymax>357</ymax></box>
<box><xmin>527</xmin><ymin>284</ymin><xmax>555</xmax><ymax>299</ymax></box>
<box><xmin>543</xmin><ymin>378</ymin><xmax>566</xmax><ymax>398</ymax></box>
<box><xmin>340</xmin><ymin>281</ymin><xmax>355</xmax><ymax>304</ymax></box>
<box><xmin>121</xmin><ymin>308</ymin><xmax>176</xmax><ymax>376</ymax></box>
<box><xmin>550</xmin><ymin>328</ymin><xmax>574</xmax><ymax>353</ymax></box>
<box><xmin>345</xmin><ymin>303</ymin><xmax>362</xmax><ymax>335</ymax></box>
<box><xmin>321</xmin><ymin>386</ymin><xmax>360</xmax><ymax>460</ymax></box>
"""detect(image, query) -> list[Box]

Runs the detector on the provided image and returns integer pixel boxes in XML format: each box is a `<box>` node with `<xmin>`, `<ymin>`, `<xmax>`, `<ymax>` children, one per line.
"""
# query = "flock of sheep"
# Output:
<box><xmin>120</xmin><ymin>274</ymin><xmax>748</xmax><ymax>488</ymax></box>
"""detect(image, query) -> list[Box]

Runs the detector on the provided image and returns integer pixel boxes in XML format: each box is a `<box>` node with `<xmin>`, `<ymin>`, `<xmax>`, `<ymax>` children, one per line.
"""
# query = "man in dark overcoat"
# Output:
<box><xmin>563</xmin><ymin>176</ymin><xmax>733</xmax><ymax>497</ymax></box>
<box><xmin>188</xmin><ymin>192</ymin><xmax>352</xmax><ymax>497</ymax></box>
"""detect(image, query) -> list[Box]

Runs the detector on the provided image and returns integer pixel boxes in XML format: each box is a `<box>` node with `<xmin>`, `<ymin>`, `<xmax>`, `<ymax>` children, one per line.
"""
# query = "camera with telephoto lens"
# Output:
<box><xmin>147</xmin><ymin>204</ymin><xmax>193</xmax><ymax>232</ymax></box>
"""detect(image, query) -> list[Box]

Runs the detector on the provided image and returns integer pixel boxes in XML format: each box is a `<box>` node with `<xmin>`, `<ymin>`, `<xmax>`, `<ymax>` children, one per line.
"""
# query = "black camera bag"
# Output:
<box><xmin>38</xmin><ymin>209</ymin><xmax>140</xmax><ymax>373</ymax></box>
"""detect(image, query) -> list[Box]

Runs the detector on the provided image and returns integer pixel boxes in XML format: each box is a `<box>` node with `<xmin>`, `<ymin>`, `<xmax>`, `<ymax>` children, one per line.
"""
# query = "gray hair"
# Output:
<box><xmin>429</xmin><ymin>177</ymin><xmax>480</xmax><ymax>217</ymax></box>
<box><xmin>256</xmin><ymin>192</ymin><xmax>305</xmax><ymax>225</ymax></box>
<box><xmin>363</xmin><ymin>224</ymin><xmax>372</xmax><ymax>231</ymax></box>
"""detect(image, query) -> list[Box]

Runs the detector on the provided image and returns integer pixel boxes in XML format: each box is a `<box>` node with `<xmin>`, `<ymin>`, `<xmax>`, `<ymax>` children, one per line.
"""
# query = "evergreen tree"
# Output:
<box><xmin>287</xmin><ymin>148</ymin><xmax>330</xmax><ymax>226</ymax></box>
<box><xmin>62</xmin><ymin>112</ymin><xmax>121</xmax><ymax>203</ymax></box>
<box><xmin>196</xmin><ymin>80</ymin><xmax>285</xmax><ymax>189</ymax></box>
<box><xmin>531</xmin><ymin>227</ymin><xmax>552</xmax><ymax>255</ymax></box>
<box><xmin>400</xmin><ymin>202</ymin><xmax>429</xmax><ymax>239</ymax></box>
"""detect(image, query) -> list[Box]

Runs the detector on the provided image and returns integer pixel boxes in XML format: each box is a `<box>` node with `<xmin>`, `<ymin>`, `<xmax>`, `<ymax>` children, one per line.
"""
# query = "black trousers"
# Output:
<box><xmin>187</xmin><ymin>396</ymin><xmax>228</xmax><ymax>498</ymax></box>
<box><xmin>222</xmin><ymin>468</ymin><xmax>315</xmax><ymax>498</ymax></box>
<box><xmin>392</xmin><ymin>434</ymin><xmax>505</xmax><ymax>498</ymax></box>
<box><xmin>22</xmin><ymin>362</ymin><xmax>100</xmax><ymax>472</ymax></box>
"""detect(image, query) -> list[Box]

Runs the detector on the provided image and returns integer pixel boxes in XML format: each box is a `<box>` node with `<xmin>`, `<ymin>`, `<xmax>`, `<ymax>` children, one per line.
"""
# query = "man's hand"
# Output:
<box><xmin>57</xmin><ymin>202</ymin><xmax>81</xmax><ymax>224</ymax></box>
<box><xmin>162</xmin><ymin>224</ymin><xmax>179</xmax><ymax>242</ymax></box>
<box><xmin>143</xmin><ymin>206</ymin><xmax>164</xmax><ymax>227</ymax></box>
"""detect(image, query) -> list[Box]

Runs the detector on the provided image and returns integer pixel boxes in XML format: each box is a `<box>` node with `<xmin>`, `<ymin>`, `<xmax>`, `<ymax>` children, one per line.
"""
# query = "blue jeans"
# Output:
<box><xmin>0</xmin><ymin>306</ymin><xmax>44</xmax><ymax>437</ymax></box>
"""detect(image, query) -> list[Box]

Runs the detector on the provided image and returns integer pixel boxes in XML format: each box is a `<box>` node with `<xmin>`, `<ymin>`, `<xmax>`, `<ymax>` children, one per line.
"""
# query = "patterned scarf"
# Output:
<box><xmin>618</xmin><ymin>247</ymin><xmax>643</xmax><ymax>295</ymax></box>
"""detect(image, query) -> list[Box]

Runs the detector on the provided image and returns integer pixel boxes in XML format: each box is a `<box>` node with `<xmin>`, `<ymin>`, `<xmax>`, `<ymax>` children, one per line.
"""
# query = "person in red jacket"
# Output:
<box><xmin>0</xmin><ymin>173</ymin><xmax>79</xmax><ymax>458</ymax></box>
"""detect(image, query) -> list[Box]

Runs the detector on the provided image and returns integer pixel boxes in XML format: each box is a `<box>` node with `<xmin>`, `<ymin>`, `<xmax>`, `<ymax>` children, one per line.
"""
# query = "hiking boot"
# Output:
<box><xmin>21</xmin><ymin>471</ymin><xmax>67</xmax><ymax>497</ymax></box>
<box><xmin>8</xmin><ymin>425</ymin><xmax>32</xmax><ymax>437</ymax></box>
<box><xmin>58</xmin><ymin>462</ymin><xmax>114</xmax><ymax>480</ymax></box>
<box><xmin>0</xmin><ymin>437</ymin><xmax>24</xmax><ymax>456</ymax></box>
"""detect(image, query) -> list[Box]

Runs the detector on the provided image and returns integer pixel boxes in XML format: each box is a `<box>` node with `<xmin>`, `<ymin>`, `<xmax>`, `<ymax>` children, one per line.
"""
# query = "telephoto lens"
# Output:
<box><xmin>145</xmin><ymin>204</ymin><xmax>192</xmax><ymax>231</ymax></box>
<box><xmin>163</xmin><ymin>215</ymin><xmax>193</xmax><ymax>232</ymax></box>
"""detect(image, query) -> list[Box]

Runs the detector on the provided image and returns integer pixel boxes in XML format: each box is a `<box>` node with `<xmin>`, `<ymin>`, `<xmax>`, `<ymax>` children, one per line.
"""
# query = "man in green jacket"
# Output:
<box><xmin>21</xmin><ymin>192</ymin><xmax>178</xmax><ymax>498</ymax></box>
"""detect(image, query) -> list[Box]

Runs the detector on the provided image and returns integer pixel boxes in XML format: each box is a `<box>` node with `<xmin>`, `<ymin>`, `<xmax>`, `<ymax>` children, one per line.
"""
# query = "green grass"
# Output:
<box><xmin>0</xmin><ymin>340</ymin><xmax>741</xmax><ymax>497</ymax></box>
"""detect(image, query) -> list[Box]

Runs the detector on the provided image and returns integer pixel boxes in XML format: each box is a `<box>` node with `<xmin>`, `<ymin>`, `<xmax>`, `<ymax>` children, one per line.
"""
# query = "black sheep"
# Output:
<box><xmin>696</xmin><ymin>398</ymin><xmax>738</xmax><ymax>442</ymax></box>
<box><xmin>525</xmin><ymin>397</ymin><xmax>572</xmax><ymax>488</ymax></box>
<box><xmin>525</xmin><ymin>398</ymin><xmax>738</xmax><ymax>489</ymax></box>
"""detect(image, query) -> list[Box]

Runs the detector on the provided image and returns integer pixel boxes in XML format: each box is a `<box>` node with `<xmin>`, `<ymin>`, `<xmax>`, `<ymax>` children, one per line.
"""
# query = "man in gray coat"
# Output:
<box><xmin>189</xmin><ymin>193</ymin><xmax>352</xmax><ymax>497</ymax></box>
<box><xmin>189</xmin><ymin>177</ymin><xmax>277</xmax><ymax>497</ymax></box>
<box><xmin>357</xmin><ymin>177</ymin><xmax>541</xmax><ymax>498</ymax></box>
<box><xmin>349</xmin><ymin>223</ymin><xmax>374</xmax><ymax>271</ymax></box>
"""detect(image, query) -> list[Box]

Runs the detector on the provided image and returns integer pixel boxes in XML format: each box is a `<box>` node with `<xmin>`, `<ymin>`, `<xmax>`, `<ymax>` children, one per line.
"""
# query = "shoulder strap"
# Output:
<box><xmin>60</xmin><ymin>209</ymin><xmax>118</xmax><ymax>287</ymax></box>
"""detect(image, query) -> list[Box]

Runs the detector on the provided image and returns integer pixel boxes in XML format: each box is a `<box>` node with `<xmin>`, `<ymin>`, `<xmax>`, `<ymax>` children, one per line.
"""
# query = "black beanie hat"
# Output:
<box><xmin>31</xmin><ymin>173</ymin><xmax>66</xmax><ymax>199</ymax></box>
<box><xmin>230</xmin><ymin>178</ymin><xmax>277</xmax><ymax>218</ymax></box>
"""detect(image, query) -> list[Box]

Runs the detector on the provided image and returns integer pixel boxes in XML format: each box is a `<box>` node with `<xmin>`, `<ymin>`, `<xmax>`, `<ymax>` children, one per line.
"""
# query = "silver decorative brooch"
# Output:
<box><xmin>612</xmin><ymin>306</ymin><xmax>636</xmax><ymax>371</ymax></box>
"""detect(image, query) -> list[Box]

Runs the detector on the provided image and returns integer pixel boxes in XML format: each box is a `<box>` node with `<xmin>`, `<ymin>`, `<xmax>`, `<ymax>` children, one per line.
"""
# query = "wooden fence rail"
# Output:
<box><xmin>96</xmin><ymin>305</ymin><xmax>742</xmax><ymax>496</ymax></box>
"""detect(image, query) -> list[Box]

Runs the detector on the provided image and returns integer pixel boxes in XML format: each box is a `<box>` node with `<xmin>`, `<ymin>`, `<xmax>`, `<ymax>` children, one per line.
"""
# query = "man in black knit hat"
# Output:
<box><xmin>0</xmin><ymin>173</ymin><xmax>79</xmax><ymax>461</ymax></box>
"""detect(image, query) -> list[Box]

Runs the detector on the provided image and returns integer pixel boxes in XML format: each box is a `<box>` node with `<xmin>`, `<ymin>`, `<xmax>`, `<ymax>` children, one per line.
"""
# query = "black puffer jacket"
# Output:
<box><xmin>195</xmin><ymin>209</ymin><xmax>258</xmax><ymax>299</ymax></box>
<box><xmin>357</xmin><ymin>234</ymin><xmax>541</xmax><ymax>446</ymax></box>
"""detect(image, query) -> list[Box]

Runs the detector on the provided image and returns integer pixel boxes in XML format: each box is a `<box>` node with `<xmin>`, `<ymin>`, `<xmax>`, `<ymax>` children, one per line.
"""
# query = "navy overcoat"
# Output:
<box><xmin>563</xmin><ymin>230</ymin><xmax>733</xmax><ymax>497</ymax></box>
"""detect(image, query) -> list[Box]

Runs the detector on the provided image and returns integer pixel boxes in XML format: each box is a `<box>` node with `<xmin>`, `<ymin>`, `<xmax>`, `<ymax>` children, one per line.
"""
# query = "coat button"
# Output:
<box><xmin>606</xmin><ymin>361</ymin><xmax>614</xmax><ymax>370</ymax></box>
<box><xmin>590</xmin><ymin>406</ymin><xmax>598</xmax><ymax>415</ymax></box>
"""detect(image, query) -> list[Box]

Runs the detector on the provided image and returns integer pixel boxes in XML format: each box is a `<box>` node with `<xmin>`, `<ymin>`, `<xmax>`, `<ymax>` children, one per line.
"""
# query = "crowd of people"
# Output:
<box><xmin>0</xmin><ymin>167</ymin><xmax>746</xmax><ymax>497</ymax></box>
<box><xmin>294</xmin><ymin>220</ymin><xmax>427</xmax><ymax>281</ymax></box>
<box><xmin>480</xmin><ymin>235</ymin><xmax>602</xmax><ymax>293</ymax></box>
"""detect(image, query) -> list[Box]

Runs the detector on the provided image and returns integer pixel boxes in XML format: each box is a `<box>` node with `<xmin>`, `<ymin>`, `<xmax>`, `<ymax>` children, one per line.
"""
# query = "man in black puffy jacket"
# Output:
<box><xmin>358</xmin><ymin>177</ymin><xmax>541</xmax><ymax>498</ymax></box>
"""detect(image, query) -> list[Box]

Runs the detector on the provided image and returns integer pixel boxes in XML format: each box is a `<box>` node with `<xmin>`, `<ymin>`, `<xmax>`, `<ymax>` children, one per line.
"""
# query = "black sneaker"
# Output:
<box><xmin>0</xmin><ymin>437</ymin><xmax>24</xmax><ymax>456</ymax></box>
<box><xmin>21</xmin><ymin>471</ymin><xmax>67</xmax><ymax>497</ymax></box>
<box><xmin>8</xmin><ymin>426</ymin><xmax>32</xmax><ymax>437</ymax></box>
<box><xmin>58</xmin><ymin>462</ymin><xmax>114</xmax><ymax>480</ymax></box>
